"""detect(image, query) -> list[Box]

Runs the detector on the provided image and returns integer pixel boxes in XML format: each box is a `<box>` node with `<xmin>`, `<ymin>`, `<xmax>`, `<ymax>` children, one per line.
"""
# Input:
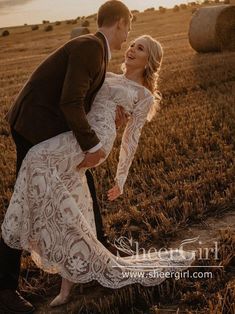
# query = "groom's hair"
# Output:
<box><xmin>97</xmin><ymin>0</ymin><xmax>132</xmax><ymax>27</ymax></box>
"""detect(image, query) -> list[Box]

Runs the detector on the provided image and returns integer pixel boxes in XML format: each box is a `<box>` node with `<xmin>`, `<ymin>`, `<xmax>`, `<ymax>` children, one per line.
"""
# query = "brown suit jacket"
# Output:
<box><xmin>5</xmin><ymin>32</ymin><xmax>108</xmax><ymax>151</ymax></box>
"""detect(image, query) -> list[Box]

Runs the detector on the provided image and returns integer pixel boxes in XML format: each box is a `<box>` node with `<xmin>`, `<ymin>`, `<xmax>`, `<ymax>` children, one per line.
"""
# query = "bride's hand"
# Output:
<box><xmin>107</xmin><ymin>185</ymin><xmax>121</xmax><ymax>201</ymax></box>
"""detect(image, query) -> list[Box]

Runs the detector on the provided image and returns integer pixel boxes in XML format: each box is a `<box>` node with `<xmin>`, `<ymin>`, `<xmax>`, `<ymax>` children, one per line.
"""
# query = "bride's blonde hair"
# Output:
<box><xmin>122</xmin><ymin>35</ymin><xmax>163</xmax><ymax>121</ymax></box>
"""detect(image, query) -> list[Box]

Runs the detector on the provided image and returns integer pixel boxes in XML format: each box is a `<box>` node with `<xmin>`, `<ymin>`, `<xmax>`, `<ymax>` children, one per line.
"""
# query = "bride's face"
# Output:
<box><xmin>124</xmin><ymin>38</ymin><xmax>149</xmax><ymax>71</ymax></box>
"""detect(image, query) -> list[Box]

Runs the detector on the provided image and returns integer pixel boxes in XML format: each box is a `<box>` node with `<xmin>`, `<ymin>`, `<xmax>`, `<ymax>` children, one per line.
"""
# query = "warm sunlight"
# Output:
<box><xmin>0</xmin><ymin>0</ymin><xmax>191</xmax><ymax>27</ymax></box>
<box><xmin>0</xmin><ymin>0</ymin><xmax>234</xmax><ymax>312</ymax></box>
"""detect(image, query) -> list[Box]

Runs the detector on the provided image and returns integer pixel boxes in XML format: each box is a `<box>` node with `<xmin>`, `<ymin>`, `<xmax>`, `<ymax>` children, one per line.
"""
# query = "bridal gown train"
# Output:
<box><xmin>1</xmin><ymin>73</ymin><xmax>195</xmax><ymax>288</ymax></box>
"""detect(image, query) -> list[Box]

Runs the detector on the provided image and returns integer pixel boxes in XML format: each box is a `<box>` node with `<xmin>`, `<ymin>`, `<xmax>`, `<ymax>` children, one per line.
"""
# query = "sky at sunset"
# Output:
<box><xmin>0</xmin><ymin>0</ymin><xmax>192</xmax><ymax>28</ymax></box>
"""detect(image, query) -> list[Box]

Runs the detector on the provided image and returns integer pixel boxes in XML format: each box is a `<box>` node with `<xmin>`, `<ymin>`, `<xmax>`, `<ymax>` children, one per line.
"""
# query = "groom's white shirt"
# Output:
<box><xmin>99</xmin><ymin>31</ymin><xmax>112</xmax><ymax>61</ymax></box>
<box><xmin>87</xmin><ymin>31</ymin><xmax>111</xmax><ymax>153</ymax></box>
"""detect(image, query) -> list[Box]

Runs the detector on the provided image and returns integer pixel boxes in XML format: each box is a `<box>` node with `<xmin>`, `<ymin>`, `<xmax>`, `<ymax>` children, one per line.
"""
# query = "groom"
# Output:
<box><xmin>0</xmin><ymin>1</ymin><xmax>132</xmax><ymax>313</ymax></box>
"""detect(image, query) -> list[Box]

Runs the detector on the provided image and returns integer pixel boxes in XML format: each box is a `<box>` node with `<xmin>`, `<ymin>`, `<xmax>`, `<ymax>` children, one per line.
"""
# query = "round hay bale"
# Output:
<box><xmin>31</xmin><ymin>25</ymin><xmax>39</xmax><ymax>31</ymax></box>
<box><xmin>159</xmin><ymin>6</ymin><xmax>166</xmax><ymax>13</ymax></box>
<box><xmin>180</xmin><ymin>4</ymin><xmax>188</xmax><ymax>9</ymax></box>
<box><xmin>131</xmin><ymin>10</ymin><xmax>139</xmax><ymax>14</ymax></box>
<box><xmin>188</xmin><ymin>5</ymin><xmax>235</xmax><ymax>52</ymax></box>
<box><xmin>144</xmin><ymin>7</ymin><xmax>155</xmax><ymax>12</ymax></box>
<box><xmin>44</xmin><ymin>25</ymin><xmax>53</xmax><ymax>32</ymax></box>
<box><xmin>70</xmin><ymin>27</ymin><xmax>90</xmax><ymax>39</ymax></box>
<box><xmin>81</xmin><ymin>20</ymin><xmax>90</xmax><ymax>27</ymax></box>
<box><xmin>132</xmin><ymin>15</ymin><xmax>137</xmax><ymax>22</ymax></box>
<box><xmin>2</xmin><ymin>30</ymin><xmax>10</xmax><ymax>37</ymax></box>
<box><xmin>173</xmin><ymin>5</ymin><xmax>180</xmax><ymax>12</ymax></box>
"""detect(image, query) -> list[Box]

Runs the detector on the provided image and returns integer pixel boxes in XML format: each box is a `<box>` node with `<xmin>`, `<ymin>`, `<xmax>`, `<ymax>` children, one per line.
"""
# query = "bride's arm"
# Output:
<box><xmin>108</xmin><ymin>93</ymin><xmax>154</xmax><ymax>200</ymax></box>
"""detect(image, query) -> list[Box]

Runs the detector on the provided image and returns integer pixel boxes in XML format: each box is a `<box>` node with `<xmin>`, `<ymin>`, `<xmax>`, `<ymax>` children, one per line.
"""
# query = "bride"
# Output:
<box><xmin>1</xmin><ymin>35</ymin><xmax>195</xmax><ymax>307</ymax></box>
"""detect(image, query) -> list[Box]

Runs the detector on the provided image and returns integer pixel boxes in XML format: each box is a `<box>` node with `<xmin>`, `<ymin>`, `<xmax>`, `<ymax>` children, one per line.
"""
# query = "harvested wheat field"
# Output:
<box><xmin>0</xmin><ymin>3</ymin><xmax>235</xmax><ymax>314</ymax></box>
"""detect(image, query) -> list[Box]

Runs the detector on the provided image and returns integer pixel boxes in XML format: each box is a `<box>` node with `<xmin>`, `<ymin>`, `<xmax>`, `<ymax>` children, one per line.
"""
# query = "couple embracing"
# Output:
<box><xmin>0</xmin><ymin>1</ymin><xmax>194</xmax><ymax>313</ymax></box>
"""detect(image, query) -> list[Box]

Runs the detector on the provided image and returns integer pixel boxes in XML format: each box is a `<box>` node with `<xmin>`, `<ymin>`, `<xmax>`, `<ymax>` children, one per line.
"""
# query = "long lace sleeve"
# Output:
<box><xmin>115</xmin><ymin>93</ymin><xmax>154</xmax><ymax>194</ymax></box>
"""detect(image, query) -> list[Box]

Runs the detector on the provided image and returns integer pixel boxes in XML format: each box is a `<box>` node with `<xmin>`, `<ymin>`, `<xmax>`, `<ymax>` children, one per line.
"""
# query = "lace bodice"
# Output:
<box><xmin>88</xmin><ymin>72</ymin><xmax>155</xmax><ymax>193</ymax></box>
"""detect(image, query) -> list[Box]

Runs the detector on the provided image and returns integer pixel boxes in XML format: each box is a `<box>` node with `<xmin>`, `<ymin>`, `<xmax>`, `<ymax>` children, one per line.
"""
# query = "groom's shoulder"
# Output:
<box><xmin>63</xmin><ymin>34</ymin><xmax>103</xmax><ymax>52</ymax></box>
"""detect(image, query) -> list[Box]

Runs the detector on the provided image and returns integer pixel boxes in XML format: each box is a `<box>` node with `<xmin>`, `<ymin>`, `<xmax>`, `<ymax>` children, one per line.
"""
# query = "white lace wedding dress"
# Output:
<box><xmin>1</xmin><ymin>73</ymin><xmax>195</xmax><ymax>288</ymax></box>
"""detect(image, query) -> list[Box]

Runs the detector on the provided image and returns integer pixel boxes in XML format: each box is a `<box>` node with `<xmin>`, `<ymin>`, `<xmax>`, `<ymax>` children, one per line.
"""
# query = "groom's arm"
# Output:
<box><xmin>59</xmin><ymin>38</ymin><xmax>103</xmax><ymax>152</ymax></box>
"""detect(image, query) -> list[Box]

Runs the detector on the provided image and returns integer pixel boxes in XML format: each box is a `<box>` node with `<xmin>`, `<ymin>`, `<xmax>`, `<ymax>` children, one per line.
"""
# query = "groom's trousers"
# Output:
<box><xmin>0</xmin><ymin>129</ymin><xmax>106</xmax><ymax>290</ymax></box>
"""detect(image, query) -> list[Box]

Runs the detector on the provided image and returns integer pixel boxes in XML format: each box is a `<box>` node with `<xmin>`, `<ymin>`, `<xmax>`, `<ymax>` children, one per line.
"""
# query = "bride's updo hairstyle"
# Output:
<box><xmin>122</xmin><ymin>35</ymin><xmax>163</xmax><ymax>121</ymax></box>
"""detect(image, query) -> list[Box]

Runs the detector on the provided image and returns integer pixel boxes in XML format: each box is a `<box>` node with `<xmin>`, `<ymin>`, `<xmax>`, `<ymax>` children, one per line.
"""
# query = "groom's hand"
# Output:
<box><xmin>115</xmin><ymin>106</ymin><xmax>130</xmax><ymax>129</ymax></box>
<box><xmin>76</xmin><ymin>148</ymin><xmax>106</xmax><ymax>170</ymax></box>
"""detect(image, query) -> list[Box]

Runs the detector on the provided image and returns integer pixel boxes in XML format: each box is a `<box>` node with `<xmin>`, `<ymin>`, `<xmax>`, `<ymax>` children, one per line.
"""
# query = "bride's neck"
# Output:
<box><xmin>124</xmin><ymin>69</ymin><xmax>144</xmax><ymax>86</ymax></box>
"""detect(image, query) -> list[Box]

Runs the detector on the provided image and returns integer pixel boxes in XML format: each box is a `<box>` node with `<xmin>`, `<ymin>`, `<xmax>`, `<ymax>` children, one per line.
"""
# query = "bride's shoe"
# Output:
<box><xmin>49</xmin><ymin>278</ymin><xmax>74</xmax><ymax>307</ymax></box>
<box><xmin>49</xmin><ymin>293</ymin><xmax>71</xmax><ymax>307</ymax></box>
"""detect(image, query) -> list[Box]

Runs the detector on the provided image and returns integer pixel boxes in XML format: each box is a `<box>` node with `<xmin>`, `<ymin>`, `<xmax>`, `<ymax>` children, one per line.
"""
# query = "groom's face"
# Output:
<box><xmin>113</xmin><ymin>18</ymin><xmax>131</xmax><ymax>50</ymax></box>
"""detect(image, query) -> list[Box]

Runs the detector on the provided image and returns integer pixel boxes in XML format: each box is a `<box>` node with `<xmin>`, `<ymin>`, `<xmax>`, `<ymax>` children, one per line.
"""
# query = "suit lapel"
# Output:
<box><xmin>85</xmin><ymin>32</ymin><xmax>108</xmax><ymax>111</ymax></box>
